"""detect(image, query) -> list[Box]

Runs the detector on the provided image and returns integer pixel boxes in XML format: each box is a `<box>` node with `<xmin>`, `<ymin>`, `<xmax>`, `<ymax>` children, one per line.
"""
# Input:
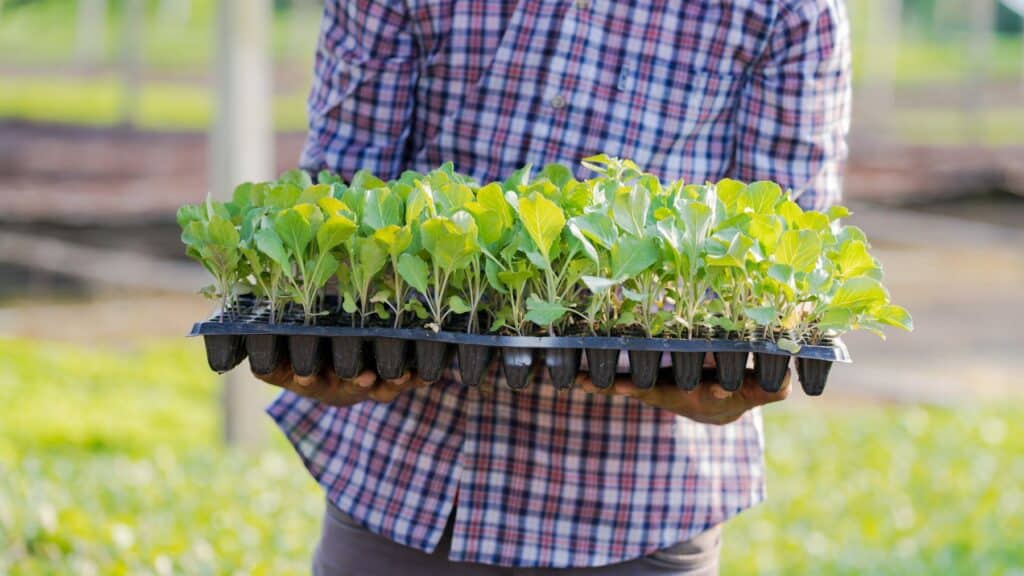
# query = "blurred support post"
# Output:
<box><xmin>211</xmin><ymin>0</ymin><xmax>275</xmax><ymax>448</ymax></box>
<box><xmin>860</xmin><ymin>0</ymin><xmax>901</xmax><ymax>148</ymax></box>
<box><xmin>76</xmin><ymin>0</ymin><xmax>108</xmax><ymax>64</ymax></box>
<box><xmin>119</xmin><ymin>0</ymin><xmax>143</xmax><ymax>126</ymax></box>
<box><xmin>1002</xmin><ymin>0</ymin><xmax>1024</xmax><ymax>93</ymax></box>
<box><xmin>967</xmin><ymin>0</ymin><xmax>996</xmax><ymax>145</ymax></box>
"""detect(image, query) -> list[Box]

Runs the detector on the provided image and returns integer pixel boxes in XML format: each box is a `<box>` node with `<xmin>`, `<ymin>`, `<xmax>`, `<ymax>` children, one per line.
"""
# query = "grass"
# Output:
<box><xmin>0</xmin><ymin>336</ymin><xmax>1021</xmax><ymax>574</ymax></box>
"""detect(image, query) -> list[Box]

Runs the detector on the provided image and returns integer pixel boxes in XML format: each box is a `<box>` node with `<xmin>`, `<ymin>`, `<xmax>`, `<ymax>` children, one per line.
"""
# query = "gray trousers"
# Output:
<box><xmin>314</xmin><ymin>501</ymin><xmax>721</xmax><ymax>576</ymax></box>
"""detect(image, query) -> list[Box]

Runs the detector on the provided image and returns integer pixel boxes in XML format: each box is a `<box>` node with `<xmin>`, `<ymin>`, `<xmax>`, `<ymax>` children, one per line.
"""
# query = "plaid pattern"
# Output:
<box><xmin>274</xmin><ymin>0</ymin><xmax>850</xmax><ymax>568</ymax></box>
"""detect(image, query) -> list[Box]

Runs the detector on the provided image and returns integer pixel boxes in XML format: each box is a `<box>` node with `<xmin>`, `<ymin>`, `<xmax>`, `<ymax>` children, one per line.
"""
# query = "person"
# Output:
<box><xmin>258</xmin><ymin>0</ymin><xmax>850</xmax><ymax>573</ymax></box>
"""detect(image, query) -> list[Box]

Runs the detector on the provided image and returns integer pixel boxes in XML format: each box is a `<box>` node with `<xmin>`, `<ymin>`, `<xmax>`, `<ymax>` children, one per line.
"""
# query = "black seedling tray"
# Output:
<box><xmin>190</xmin><ymin>301</ymin><xmax>851</xmax><ymax>396</ymax></box>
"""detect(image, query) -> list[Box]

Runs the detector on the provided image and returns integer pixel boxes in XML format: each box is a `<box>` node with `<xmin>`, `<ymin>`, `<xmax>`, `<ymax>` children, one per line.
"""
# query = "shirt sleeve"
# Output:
<box><xmin>300</xmin><ymin>0</ymin><xmax>420</xmax><ymax>180</ymax></box>
<box><xmin>732</xmin><ymin>0</ymin><xmax>852</xmax><ymax>210</ymax></box>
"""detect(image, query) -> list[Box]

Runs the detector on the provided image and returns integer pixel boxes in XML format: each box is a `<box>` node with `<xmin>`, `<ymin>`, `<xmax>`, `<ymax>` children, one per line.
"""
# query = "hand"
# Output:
<box><xmin>577</xmin><ymin>358</ymin><xmax>790</xmax><ymax>425</ymax></box>
<box><xmin>253</xmin><ymin>362</ymin><xmax>430</xmax><ymax>407</ymax></box>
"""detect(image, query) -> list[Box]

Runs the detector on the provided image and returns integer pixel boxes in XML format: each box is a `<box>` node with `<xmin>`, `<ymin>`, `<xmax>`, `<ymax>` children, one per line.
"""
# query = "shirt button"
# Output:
<box><xmin>575</xmin><ymin>0</ymin><xmax>589</xmax><ymax>8</ymax></box>
<box><xmin>551</xmin><ymin>95</ymin><xmax>567</xmax><ymax>109</ymax></box>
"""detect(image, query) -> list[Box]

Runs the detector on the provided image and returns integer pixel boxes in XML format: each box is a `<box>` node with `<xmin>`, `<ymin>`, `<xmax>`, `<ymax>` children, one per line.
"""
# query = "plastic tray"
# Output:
<box><xmin>190</xmin><ymin>300</ymin><xmax>850</xmax><ymax>395</ymax></box>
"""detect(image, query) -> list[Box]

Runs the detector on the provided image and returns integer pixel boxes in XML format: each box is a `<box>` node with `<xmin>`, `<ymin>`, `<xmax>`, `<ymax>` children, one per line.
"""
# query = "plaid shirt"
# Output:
<box><xmin>270</xmin><ymin>0</ymin><xmax>850</xmax><ymax>568</ymax></box>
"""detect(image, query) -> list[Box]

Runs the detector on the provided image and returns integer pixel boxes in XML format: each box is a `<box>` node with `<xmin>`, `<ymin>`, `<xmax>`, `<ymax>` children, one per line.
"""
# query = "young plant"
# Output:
<box><xmin>275</xmin><ymin>197</ymin><xmax>354</xmax><ymax>325</ymax></box>
<box><xmin>657</xmin><ymin>186</ymin><xmax>715</xmax><ymax>338</ymax></box>
<box><xmin>458</xmin><ymin>182</ymin><xmax>518</xmax><ymax>333</ymax></box>
<box><xmin>514</xmin><ymin>191</ymin><xmax>577</xmax><ymax>334</ymax></box>
<box><xmin>398</xmin><ymin>213</ymin><xmax>477</xmax><ymax>332</ymax></box>
<box><xmin>178</xmin><ymin>197</ymin><xmax>242</xmax><ymax>319</ymax></box>
<box><xmin>371</xmin><ymin>223</ymin><xmax>415</xmax><ymax>328</ymax></box>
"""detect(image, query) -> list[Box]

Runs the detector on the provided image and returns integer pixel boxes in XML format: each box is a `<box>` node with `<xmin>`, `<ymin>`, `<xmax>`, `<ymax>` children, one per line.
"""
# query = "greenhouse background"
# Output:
<box><xmin>0</xmin><ymin>0</ymin><xmax>1022</xmax><ymax>573</ymax></box>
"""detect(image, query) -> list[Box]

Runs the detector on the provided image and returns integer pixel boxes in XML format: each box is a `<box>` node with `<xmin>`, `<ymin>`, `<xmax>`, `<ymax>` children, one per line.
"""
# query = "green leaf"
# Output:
<box><xmin>715</xmin><ymin>178</ymin><xmax>745</xmax><ymax>213</ymax></box>
<box><xmin>367</xmin><ymin>188</ymin><xmax>405</xmax><ymax>230</ymax></box>
<box><xmin>518</xmin><ymin>193</ymin><xmax>565</xmax><ymax>261</ymax></box>
<box><xmin>817</xmin><ymin>307</ymin><xmax>854</xmax><ymax>332</ymax></box>
<box><xmin>497</xmin><ymin>269</ymin><xmax>534</xmax><ymax>289</ymax></box>
<box><xmin>706</xmin><ymin>231</ymin><xmax>754</xmax><ymax>269</ymax></box>
<box><xmin>349</xmin><ymin>169</ymin><xmax>386</xmax><ymax>192</ymax></box>
<box><xmin>266</xmin><ymin>183</ymin><xmax>302</xmax><ymax>209</ymax></box>
<box><xmin>206</xmin><ymin>215</ymin><xmax>239</xmax><ymax>248</ymax></box>
<box><xmin>776</xmin><ymin>230</ymin><xmax>822</xmax><ymax>273</ymax></box>
<box><xmin>777</xmin><ymin>338</ymin><xmax>802</xmax><ymax>354</ymax></box>
<box><xmin>447</xmin><ymin>295</ymin><xmax>471</xmax><ymax>314</ymax></box>
<box><xmin>568</xmin><ymin>211</ymin><xmax>617</xmax><ymax>249</ymax></box>
<box><xmin>254</xmin><ymin>228</ymin><xmax>289</xmax><ymax>269</ymax></box>
<box><xmin>356</xmin><ymin>236</ymin><xmax>387</xmax><ymax>280</ymax></box>
<box><xmin>524</xmin><ymin>296</ymin><xmax>570</xmax><ymax>326</ymax></box>
<box><xmin>465</xmin><ymin>183</ymin><xmax>512</xmax><ymax>244</ymax></box>
<box><xmin>835</xmin><ymin>240</ymin><xmax>878</xmax><ymax>279</ymax></box>
<box><xmin>680</xmin><ymin>200</ymin><xmax>713</xmax><ymax>242</ymax></box>
<box><xmin>612</xmin><ymin>184</ymin><xmax>650</xmax><ymax>237</ymax></box>
<box><xmin>299</xmin><ymin>183</ymin><xmax>332</xmax><ymax>204</ymax></box>
<box><xmin>611</xmin><ymin>236</ymin><xmax>659</xmax><ymax>280</ymax></box>
<box><xmin>827</xmin><ymin>205</ymin><xmax>853</xmax><ymax>221</ymax></box>
<box><xmin>274</xmin><ymin>207</ymin><xmax>314</xmax><ymax>258</ymax></box>
<box><xmin>279</xmin><ymin>168</ymin><xmax>313</xmax><ymax>189</ymax></box>
<box><xmin>797</xmin><ymin>211</ymin><xmax>831</xmax><ymax>232</ymax></box>
<box><xmin>373</xmin><ymin>225</ymin><xmax>413</xmax><ymax>259</ymax></box>
<box><xmin>397</xmin><ymin>253</ymin><xmax>429</xmax><ymax>294</ymax></box>
<box><xmin>870</xmin><ymin>304</ymin><xmax>914</xmax><ymax>332</ymax></box>
<box><xmin>582</xmin><ymin>275</ymin><xmax>618</xmax><ymax>294</ymax></box>
<box><xmin>317</xmin><ymin>215</ymin><xmax>358</xmax><ymax>252</ymax></box>
<box><xmin>744</xmin><ymin>306</ymin><xmax>779</xmax><ymax>326</ymax></box>
<box><xmin>739</xmin><ymin>181</ymin><xmax>782</xmax><ymax>214</ymax></box>
<box><xmin>342</xmin><ymin>291</ymin><xmax>357</xmax><ymax>313</ymax></box>
<box><xmin>421</xmin><ymin>217</ymin><xmax>475</xmax><ymax>270</ymax></box>
<box><xmin>308</xmin><ymin>253</ymin><xmax>338</xmax><ymax>290</ymax></box>
<box><xmin>830</xmin><ymin>276</ymin><xmax>889</xmax><ymax>312</ymax></box>
<box><xmin>777</xmin><ymin>200</ymin><xmax>804</xmax><ymax>225</ymax></box>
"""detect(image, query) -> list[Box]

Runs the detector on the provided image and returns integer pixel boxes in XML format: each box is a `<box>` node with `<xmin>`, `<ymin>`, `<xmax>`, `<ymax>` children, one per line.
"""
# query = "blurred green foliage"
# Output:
<box><xmin>1</xmin><ymin>336</ymin><xmax>1021</xmax><ymax>574</ymax></box>
<box><xmin>0</xmin><ymin>77</ymin><xmax>309</xmax><ymax>131</ymax></box>
<box><xmin>0</xmin><ymin>0</ymin><xmax>319</xmax><ymax>68</ymax></box>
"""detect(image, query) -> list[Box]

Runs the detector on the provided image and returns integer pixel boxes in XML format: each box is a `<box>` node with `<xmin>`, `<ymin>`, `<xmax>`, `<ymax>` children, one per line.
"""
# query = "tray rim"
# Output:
<box><xmin>190</xmin><ymin>319</ymin><xmax>852</xmax><ymax>363</ymax></box>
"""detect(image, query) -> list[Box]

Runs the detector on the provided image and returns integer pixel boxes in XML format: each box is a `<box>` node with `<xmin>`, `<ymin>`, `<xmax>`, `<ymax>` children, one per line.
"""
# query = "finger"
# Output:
<box><xmin>708</xmin><ymin>383</ymin><xmax>733</xmax><ymax>400</ymax></box>
<box><xmin>580</xmin><ymin>377</ymin><xmax>618</xmax><ymax>396</ymax></box>
<box><xmin>384</xmin><ymin>371</ymin><xmax>412</xmax><ymax>387</ymax></box>
<box><xmin>369</xmin><ymin>379</ymin><xmax>406</xmax><ymax>403</ymax></box>
<box><xmin>613</xmin><ymin>376</ymin><xmax>650</xmax><ymax>398</ymax></box>
<box><xmin>387</xmin><ymin>371</ymin><xmax>429</xmax><ymax>390</ymax></box>
<box><xmin>293</xmin><ymin>371</ymin><xmax>324</xmax><ymax>388</ymax></box>
<box><xmin>349</xmin><ymin>370</ymin><xmax>378</xmax><ymax>389</ymax></box>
